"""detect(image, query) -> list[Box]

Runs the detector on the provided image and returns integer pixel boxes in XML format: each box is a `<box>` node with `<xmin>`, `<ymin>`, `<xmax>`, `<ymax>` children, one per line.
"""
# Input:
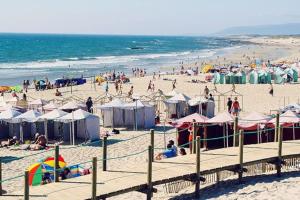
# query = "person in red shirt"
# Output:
<box><xmin>231</xmin><ymin>97</ymin><xmax>240</xmax><ymax>116</ymax></box>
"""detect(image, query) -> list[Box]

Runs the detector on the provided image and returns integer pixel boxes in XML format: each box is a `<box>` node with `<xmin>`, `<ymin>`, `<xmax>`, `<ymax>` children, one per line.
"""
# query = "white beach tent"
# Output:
<box><xmin>39</xmin><ymin>109</ymin><xmax>68</xmax><ymax>139</ymax></box>
<box><xmin>96</xmin><ymin>98</ymin><xmax>125</xmax><ymax>127</ymax></box>
<box><xmin>122</xmin><ymin>100</ymin><xmax>156</xmax><ymax>129</ymax></box>
<box><xmin>164</xmin><ymin>93</ymin><xmax>190</xmax><ymax>119</ymax></box>
<box><xmin>59</xmin><ymin>101</ymin><xmax>85</xmax><ymax>111</ymax></box>
<box><xmin>13</xmin><ymin>110</ymin><xmax>42</xmax><ymax>141</ymax></box>
<box><xmin>188</xmin><ymin>97</ymin><xmax>215</xmax><ymax>118</ymax></box>
<box><xmin>58</xmin><ymin>109</ymin><xmax>100</xmax><ymax>144</ymax></box>
<box><xmin>0</xmin><ymin>108</ymin><xmax>22</xmax><ymax>138</ymax></box>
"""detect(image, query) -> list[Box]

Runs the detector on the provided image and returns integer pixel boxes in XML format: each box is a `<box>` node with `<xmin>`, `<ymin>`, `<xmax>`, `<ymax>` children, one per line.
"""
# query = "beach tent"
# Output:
<box><xmin>164</xmin><ymin>93</ymin><xmax>190</xmax><ymax>119</ymax></box>
<box><xmin>281</xmin><ymin>103</ymin><xmax>300</xmax><ymax>113</ymax></box>
<box><xmin>274</xmin><ymin>68</ymin><xmax>285</xmax><ymax>84</ymax></box>
<box><xmin>13</xmin><ymin>110</ymin><xmax>42</xmax><ymax>140</ymax></box>
<box><xmin>188</xmin><ymin>97</ymin><xmax>215</xmax><ymax>118</ymax></box>
<box><xmin>39</xmin><ymin>109</ymin><xmax>68</xmax><ymax>139</ymax></box>
<box><xmin>239</xmin><ymin>112</ymin><xmax>272</xmax><ymax>144</ymax></box>
<box><xmin>172</xmin><ymin>113</ymin><xmax>208</xmax><ymax>129</ymax></box>
<box><xmin>225</xmin><ymin>72</ymin><xmax>234</xmax><ymax>84</ymax></box>
<box><xmin>249</xmin><ymin>71</ymin><xmax>258</xmax><ymax>84</ymax></box>
<box><xmin>58</xmin><ymin>109</ymin><xmax>100</xmax><ymax>144</ymax></box>
<box><xmin>207</xmin><ymin>112</ymin><xmax>234</xmax><ymax>148</ymax></box>
<box><xmin>233</xmin><ymin>72</ymin><xmax>243</xmax><ymax>84</ymax></box>
<box><xmin>213</xmin><ymin>72</ymin><xmax>220</xmax><ymax>84</ymax></box>
<box><xmin>0</xmin><ymin>108</ymin><xmax>22</xmax><ymax>139</ymax></box>
<box><xmin>122</xmin><ymin>100</ymin><xmax>155</xmax><ymax>129</ymax></box>
<box><xmin>96</xmin><ymin>98</ymin><xmax>125</xmax><ymax>127</ymax></box>
<box><xmin>172</xmin><ymin>113</ymin><xmax>208</xmax><ymax>146</ymax></box>
<box><xmin>269</xmin><ymin>110</ymin><xmax>300</xmax><ymax>140</ymax></box>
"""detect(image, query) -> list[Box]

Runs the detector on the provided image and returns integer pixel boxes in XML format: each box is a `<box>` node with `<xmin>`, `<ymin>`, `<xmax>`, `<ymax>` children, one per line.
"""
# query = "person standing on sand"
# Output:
<box><xmin>105</xmin><ymin>81</ymin><xmax>109</xmax><ymax>94</ymax></box>
<box><xmin>269</xmin><ymin>83</ymin><xmax>274</xmax><ymax>96</ymax></box>
<box><xmin>227</xmin><ymin>98</ymin><xmax>232</xmax><ymax>113</ymax></box>
<box><xmin>86</xmin><ymin>97</ymin><xmax>93</xmax><ymax>113</ymax></box>
<box><xmin>147</xmin><ymin>80</ymin><xmax>152</xmax><ymax>92</ymax></box>
<box><xmin>115</xmin><ymin>81</ymin><xmax>119</xmax><ymax>94</ymax></box>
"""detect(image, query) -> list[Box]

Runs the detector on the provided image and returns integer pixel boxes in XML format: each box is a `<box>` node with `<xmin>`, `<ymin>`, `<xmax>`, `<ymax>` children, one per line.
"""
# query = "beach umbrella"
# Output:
<box><xmin>0</xmin><ymin>86</ymin><xmax>10</xmax><ymax>92</ymax></box>
<box><xmin>28</xmin><ymin>155</ymin><xmax>66</xmax><ymax>186</ymax></box>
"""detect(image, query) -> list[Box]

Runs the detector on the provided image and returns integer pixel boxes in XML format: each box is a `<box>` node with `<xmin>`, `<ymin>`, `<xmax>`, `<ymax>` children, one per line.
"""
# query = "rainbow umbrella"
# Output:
<box><xmin>27</xmin><ymin>155</ymin><xmax>66</xmax><ymax>186</ymax></box>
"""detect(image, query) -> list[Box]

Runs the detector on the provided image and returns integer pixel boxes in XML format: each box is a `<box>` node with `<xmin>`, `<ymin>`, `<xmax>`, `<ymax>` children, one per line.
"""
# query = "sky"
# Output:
<box><xmin>0</xmin><ymin>0</ymin><xmax>300</xmax><ymax>35</ymax></box>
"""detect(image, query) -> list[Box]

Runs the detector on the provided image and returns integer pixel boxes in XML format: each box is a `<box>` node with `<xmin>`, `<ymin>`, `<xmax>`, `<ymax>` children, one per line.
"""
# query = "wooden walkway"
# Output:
<box><xmin>5</xmin><ymin>140</ymin><xmax>300</xmax><ymax>200</ymax></box>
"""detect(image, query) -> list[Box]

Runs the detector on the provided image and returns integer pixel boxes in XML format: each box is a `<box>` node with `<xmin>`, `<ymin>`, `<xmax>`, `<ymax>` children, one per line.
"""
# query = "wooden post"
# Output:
<box><xmin>92</xmin><ymin>157</ymin><xmax>97</xmax><ymax>200</ymax></box>
<box><xmin>203</xmin><ymin>126</ymin><xmax>207</xmax><ymax>150</ymax></box>
<box><xmin>192</xmin><ymin>123</ymin><xmax>197</xmax><ymax>154</ymax></box>
<box><xmin>147</xmin><ymin>145</ymin><xmax>153</xmax><ymax>200</ymax></box>
<box><xmin>238</xmin><ymin>130</ymin><xmax>244</xmax><ymax>183</ymax></box>
<box><xmin>54</xmin><ymin>145</ymin><xmax>59</xmax><ymax>182</ymax></box>
<box><xmin>102</xmin><ymin>136</ymin><xmax>107</xmax><ymax>171</ymax></box>
<box><xmin>277</xmin><ymin>126</ymin><xmax>283</xmax><ymax>177</ymax></box>
<box><xmin>233</xmin><ymin>117</ymin><xmax>239</xmax><ymax>147</ymax></box>
<box><xmin>195</xmin><ymin>136</ymin><xmax>201</xmax><ymax>198</ymax></box>
<box><xmin>24</xmin><ymin>170</ymin><xmax>29</xmax><ymax>200</ymax></box>
<box><xmin>0</xmin><ymin>158</ymin><xmax>2</xmax><ymax>196</ymax></box>
<box><xmin>274</xmin><ymin>113</ymin><xmax>280</xmax><ymax>142</ymax></box>
<box><xmin>150</xmin><ymin>129</ymin><xmax>154</xmax><ymax>161</ymax></box>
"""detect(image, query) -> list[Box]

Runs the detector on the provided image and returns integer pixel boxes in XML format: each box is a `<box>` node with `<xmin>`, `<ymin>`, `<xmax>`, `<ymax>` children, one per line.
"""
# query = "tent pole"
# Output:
<box><xmin>72</xmin><ymin>111</ymin><xmax>75</xmax><ymax>145</ymax></box>
<box><xmin>226</xmin><ymin>123</ymin><xmax>229</xmax><ymax>148</ymax></box>
<box><xmin>44</xmin><ymin>120</ymin><xmax>48</xmax><ymax>140</ymax></box>
<box><xmin>257</xmin><ymin>125</ymin><xmax>259</xmax><ymax>144</ymax></box>
<box><xmin>20</xmin><ymin>121</ymin><xmax>24</xmax><ymax>143</ymax></box>
<box><xmin>163</xmin><ymin>120</ymin><xmax>166</xmax><ymax>149</ymax></box>
<box><xmin>223</xmin><ymin>124</ymin><xmax>225</xmax><ymax>148</ymax></box>
<box><xmin>69</xmin><ymin>122</ymin><xmax>72</xmax><ymax>145</ymax></box>
<box><xmin>293</xmin><ymin>124</ymin><xmax>295</xmax><ymax>140</ymax></box>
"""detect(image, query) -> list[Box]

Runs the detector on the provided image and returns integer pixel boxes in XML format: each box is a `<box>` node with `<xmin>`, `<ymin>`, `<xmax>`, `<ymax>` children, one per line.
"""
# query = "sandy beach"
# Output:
<box><xmin>1</xmin><ymin>36</ymin><xmax>300</xmax><ymax>199</ymax></box>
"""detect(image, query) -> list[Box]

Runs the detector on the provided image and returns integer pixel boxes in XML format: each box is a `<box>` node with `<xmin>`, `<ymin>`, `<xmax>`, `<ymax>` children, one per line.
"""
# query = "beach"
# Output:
<box><xmin>1</xmin><ymin>35</ymin><xmax>300</xmax><ymax>199</ymax></box>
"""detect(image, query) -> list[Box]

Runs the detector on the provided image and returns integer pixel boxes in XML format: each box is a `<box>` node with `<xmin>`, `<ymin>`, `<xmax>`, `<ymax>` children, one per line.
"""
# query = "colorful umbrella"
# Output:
<box><xmin>0</xmin><ymin>86</ymin><xmax>10</xmax><ymax>92</ymax></box>
<box><xmin>28</xmin><ymin>155</ymin><xmax>66</xmax><ymax>186</ymax></box>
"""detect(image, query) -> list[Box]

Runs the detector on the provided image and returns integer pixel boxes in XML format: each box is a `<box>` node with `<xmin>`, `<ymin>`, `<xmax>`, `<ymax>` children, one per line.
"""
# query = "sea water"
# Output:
<box><xmin>0</xmin><ymin>33</ymin><xmax>246</xmax><ymax>85</ymax></box>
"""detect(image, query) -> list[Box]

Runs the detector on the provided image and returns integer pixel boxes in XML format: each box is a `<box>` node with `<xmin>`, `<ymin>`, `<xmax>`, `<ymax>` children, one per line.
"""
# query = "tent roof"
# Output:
<box><xmin>59</xmin><ymin>101</ymin><xmax>85</xmax><ymax>110</ymax></box>
<box><xmin>0</xmin><ymin>108</ymin><xmax>22</xmax><ymax>120</ymax></box>
<box><xmin>39</xmin><ymin>109</ymin><xmax>68</xmax><ymax>120</ymax></box>
<box><xmin>173</xmin><ymin>113</ymin><xmax>208</xmax><ymax>128</ymax></box>
<box><xmin>269</xmin><ymin>110</ymin><xmax>300</xmax><ymax>124</ymax></box>
<box><xmin>165</xmin><ymin>90</ymin><xmax>179</xmax><ymax>97</ymax></box>
<box><xmin>122</xmin><ymin>100</ymin><xmax>151</xmax><ymax>109</ymax></box>
<box><xmin>165</xmin><ymin>93</ymin><xmax>190</xmax><ymax>103</ymax></box>
<box><xmin>239</xmin><ymin>112</ymin><xmax>271</xmax><ymax>130</ymax></box>
<box><xmin>29</xmin><ymin>99</ymin><xmax>49</xmax><ymax>106</ymax></box>
<box><xmin>96</xmin><ymin>98</ymin><xmax>124</xmax><ymax>109</ymax></box>
<box><xmin>0</xmin><ymin>102</ymin><xmax>14</xmax><ymax>112</ymax></box>
<box><xmin>188</xmin><ymin>96</ymin><xmax>208</xmax><ymax>106</ymax></box>
<box><xmin>14</xmin><ymin>110</ymin><xmax>42</xmax><ymax>122</ymax></box>
<box><xmin>43</xmin><ymin>102</ymin><xmax>59</xmax><ymax>111</ymax></box>
<box><xmin>206</xmin><ymin>112</ymin><xmax>234</xmax><ymax>123</ymax></box>
<box><xmin>58</xmin><ymin>109</ymin><xmax>99</xmax><ymax>121</ymax></box>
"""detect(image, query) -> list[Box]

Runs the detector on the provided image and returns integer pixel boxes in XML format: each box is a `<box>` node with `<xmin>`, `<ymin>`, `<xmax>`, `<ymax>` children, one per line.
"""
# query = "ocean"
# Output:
<box><xmin>0</xmin><ymin>33</ymin><xmax>245</xmax><ymax>85</ymax></box>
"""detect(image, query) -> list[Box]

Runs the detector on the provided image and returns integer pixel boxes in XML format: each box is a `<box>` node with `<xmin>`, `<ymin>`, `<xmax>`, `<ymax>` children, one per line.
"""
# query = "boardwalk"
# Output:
<box><xmin>5</xmin><ymin>140</ymin><xmax>300</xmax><ymax>200</ymax></box>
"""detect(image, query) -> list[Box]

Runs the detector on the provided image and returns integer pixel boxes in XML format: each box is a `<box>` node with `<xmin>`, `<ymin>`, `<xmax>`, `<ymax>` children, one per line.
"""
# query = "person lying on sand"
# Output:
<box><xmin>155</xmin><ymin>144</ymin><xmax>177</xmax><ymax>160</ymax></box>
<box><xmin>1</xmin><ymin>136</ymin><xmax>20</xmax><ymax>148</ymax></box>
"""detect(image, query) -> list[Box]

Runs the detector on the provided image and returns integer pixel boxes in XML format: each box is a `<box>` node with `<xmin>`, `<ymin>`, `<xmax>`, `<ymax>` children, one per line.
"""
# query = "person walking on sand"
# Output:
<box><xmin>231</xmin><ymin>97</ymin><xmax>240</xmax><ymax>116</ymax></box>
<box><xmin>172</xmin><ymin>79</ymin><xmax>177</xmax><ymax>90</ymax></box>
<box><xmin>128</xmin><ymin>86</ymin><xmax>134</xmax><ymax>97</ymax></box>
<box><xmin>204</xmin><ymin>86</ymin><xmax>209</xmax><ymax>97</ymax></box>
<box><xmin>86</xmin><ymin>97</ymin><xmax>93</xmax><ymax>113</ymax></box>
<box><xmin>269</xmin><ymin>83</ymin><xmax>274</xmax><ymax>96</ymax></box>
<box><xmin>115</xmin><ymin>81</ymin><xmax>119</xmax><ymax>94</ymax></box>
<box><xmin>227</xmin><ymin>97</ymin><xmax>233</xmax><ymax>113</ymax></box>
<box><xmin>147</xmin><ymin>80</ymin><xmax>152</xmax><ymax>92</ymax></box>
